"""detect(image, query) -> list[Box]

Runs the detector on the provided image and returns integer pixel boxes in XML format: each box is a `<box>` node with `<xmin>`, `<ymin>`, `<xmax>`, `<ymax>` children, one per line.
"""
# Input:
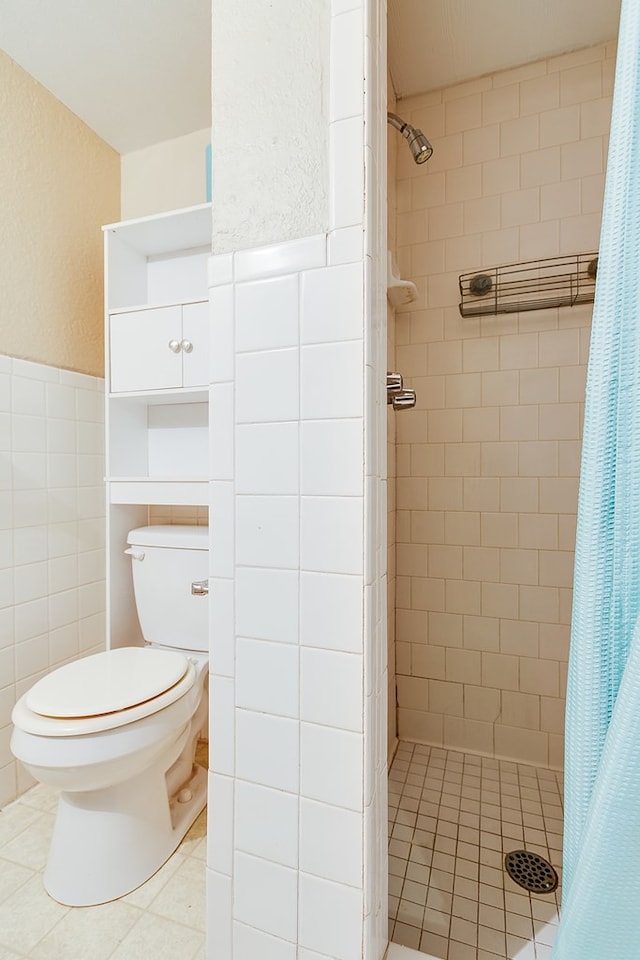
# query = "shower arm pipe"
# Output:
<box><xmin>387</xmin><ymin>112</ymin><xmax>434</xmax><ymax>164</ymax></box>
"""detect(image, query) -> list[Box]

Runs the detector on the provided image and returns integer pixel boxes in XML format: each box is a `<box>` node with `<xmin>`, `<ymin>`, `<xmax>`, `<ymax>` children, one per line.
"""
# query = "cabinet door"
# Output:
<box><xmin>181</xmin><ymin>301</ymin><xmax>209</xmax><ymax>388</ymax></box>
<box><xmin>110</xmin><ymin>306</ymin><xmax>183</xmax><ymax>393</ymax></box>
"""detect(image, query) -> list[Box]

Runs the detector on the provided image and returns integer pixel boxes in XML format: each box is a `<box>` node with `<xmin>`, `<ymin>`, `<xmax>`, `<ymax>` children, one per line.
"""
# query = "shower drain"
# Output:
<box><xmin>504</xmin><ymin>850</ymin><xmax>558</xmax><ymax>894</ymax></box>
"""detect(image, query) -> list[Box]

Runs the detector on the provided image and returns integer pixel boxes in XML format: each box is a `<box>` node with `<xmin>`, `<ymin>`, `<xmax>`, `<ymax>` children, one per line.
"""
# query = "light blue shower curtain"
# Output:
<box><xmin>552</xmin><ymin>2</ymin><xmax>640</xmax><ymax>957</ymax></box>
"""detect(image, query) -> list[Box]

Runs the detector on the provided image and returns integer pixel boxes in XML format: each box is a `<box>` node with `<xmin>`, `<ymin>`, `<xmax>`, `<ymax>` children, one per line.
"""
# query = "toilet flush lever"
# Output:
<box><xmin>191</xmin><ymin>580</ymin><xmax>209</xmax><ymax>596</ymax></box>
<box><xmin>124</xmin><ymin>547</ymin><xmax>145</xmax><ymax>561</ymax></box>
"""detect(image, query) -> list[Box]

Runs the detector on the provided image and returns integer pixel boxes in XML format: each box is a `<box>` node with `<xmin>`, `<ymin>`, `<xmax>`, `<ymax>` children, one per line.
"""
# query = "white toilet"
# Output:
<box><xmin>11</xmin><ymin>524</ymin><xmax>209</xmax><ymax>907</ymax></box>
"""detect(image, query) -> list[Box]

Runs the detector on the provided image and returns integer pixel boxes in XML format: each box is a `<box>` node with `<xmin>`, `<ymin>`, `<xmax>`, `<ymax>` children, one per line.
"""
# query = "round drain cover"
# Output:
<box><xmin>505</xmin><ymin>850</ymin><xmax>558</xmax><ymax>894</ymax></box>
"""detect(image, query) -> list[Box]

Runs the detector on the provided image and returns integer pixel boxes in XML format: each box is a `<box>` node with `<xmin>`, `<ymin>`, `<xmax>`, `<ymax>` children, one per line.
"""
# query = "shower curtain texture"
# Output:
<box><xmin>551</xmin><ymin>2</ymin><xmax>640</xmax><ymax>957</ymax></box>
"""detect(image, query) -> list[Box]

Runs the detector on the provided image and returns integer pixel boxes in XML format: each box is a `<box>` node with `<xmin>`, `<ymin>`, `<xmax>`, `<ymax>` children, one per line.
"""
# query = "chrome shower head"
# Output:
<box><xmin>387</xmin><ymin>112</ymin><xmax>433</xmax><ymax>164</ymax></box>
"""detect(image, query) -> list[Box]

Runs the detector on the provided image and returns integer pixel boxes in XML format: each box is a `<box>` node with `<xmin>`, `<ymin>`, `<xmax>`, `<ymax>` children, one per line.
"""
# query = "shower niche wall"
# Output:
<box><xmin>103</xmin><ymin>203</ymin><xmax>212</xmax><ymax>649</ymax></box>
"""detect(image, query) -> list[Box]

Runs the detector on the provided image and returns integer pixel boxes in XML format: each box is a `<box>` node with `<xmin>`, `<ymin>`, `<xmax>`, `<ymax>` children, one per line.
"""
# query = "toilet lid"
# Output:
<box><xmin>25</xmin><ymin>648</ymin><xmax>189</xmax><ymax>719</ymax></box>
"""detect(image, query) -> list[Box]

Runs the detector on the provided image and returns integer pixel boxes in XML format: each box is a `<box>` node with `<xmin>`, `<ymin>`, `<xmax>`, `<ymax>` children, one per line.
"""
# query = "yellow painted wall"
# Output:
<box><xmin>121</xmin><ymin>127</ymin><xmax>211</xmax><ymax>220</ymax></box>
<box><xmin>0</xmin><ymin>52</ymin><xmax>120</xmax><ymax>377</ymax></box>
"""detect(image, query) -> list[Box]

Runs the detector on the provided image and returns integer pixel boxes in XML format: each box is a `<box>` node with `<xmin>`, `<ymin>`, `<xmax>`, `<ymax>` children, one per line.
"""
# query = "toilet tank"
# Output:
<box><xmin>126</xmin><ymin>525</ymin><xmax>208</xmax><ymax>652</ymax></box>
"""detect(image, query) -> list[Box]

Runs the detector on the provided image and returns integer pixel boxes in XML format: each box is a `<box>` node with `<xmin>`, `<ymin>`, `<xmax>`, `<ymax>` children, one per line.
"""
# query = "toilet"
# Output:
<box><xmin>10</xmin><ymin>525</ymin><xmax>209</xmax><ymax>907</ymax></box>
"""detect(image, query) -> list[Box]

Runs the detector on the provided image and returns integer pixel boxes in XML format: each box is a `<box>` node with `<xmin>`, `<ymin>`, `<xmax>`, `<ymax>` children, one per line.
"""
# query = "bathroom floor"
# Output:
<box><xmin>388</xmin><ymin>742</ymin><xmax>563</xmax><ymax>960</ymax></box>
<box><xmin>0</xmin><ymin>773</ymin><xmax>208</xmax><ymax>959</ymax></box>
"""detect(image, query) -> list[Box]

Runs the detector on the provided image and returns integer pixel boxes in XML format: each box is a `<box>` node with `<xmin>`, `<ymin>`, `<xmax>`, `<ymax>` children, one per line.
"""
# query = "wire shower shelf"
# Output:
<box><xmin>458</xmin><ymin>252</ymin><xmax>599</xmax><ymax>318</ymax></box>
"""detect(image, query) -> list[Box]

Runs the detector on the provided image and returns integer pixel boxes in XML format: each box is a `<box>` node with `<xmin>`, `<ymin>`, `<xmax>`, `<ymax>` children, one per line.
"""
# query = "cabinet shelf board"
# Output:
<box><xmin>109</xmin><ymin>297</ymin><xmax>207</xmax><ymax>316</ymax></box>
<box><xmin>109</xmin><ymin>479</ymin><xmax>209</xmax><ymax>506</ymax></box>
<box><xmin>103</xmin><ymin>203</ymin><xmax>212</xmax><ymax>258</ymax></box>
<box><xmin>108</xmin><ymin>388</ymin><xmax>209</xmax><ymax>405</ymax></box>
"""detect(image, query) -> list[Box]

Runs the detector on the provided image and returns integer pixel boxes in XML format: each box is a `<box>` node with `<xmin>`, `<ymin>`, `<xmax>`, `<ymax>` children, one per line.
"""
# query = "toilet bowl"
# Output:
<box><xmin>10</xmin><ymin>525</ymin><xmax>209</xmax><ymax>907</ymax></box>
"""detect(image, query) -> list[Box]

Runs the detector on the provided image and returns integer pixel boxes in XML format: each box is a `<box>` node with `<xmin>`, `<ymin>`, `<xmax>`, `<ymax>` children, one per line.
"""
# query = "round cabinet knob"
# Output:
<box><xmin>168</xmin><ymin>339</ymin><xmax>182</xmax><ymax>353</ymax></box>
<box><xmin>181</xmin><ymin>340</ymin><xmax>193</xmax><ymax>354</ymax></box>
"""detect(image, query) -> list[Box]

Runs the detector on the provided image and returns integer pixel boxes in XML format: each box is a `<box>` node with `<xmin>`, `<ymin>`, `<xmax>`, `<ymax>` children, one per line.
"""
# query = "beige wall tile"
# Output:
<box><xmin>413</xmin><ymin>643</ymin><xmax>446</xmax><ymax>681</ymax></box>
<box><xmin>519</xmin><ymin>585</ymin><xmax>559</xmax><ymax>623</ymax></box>
<box><xmin>519</xmin><ymin>368</ymin><xmax>559</xmax><ymax>405</ymax></box>
<box><xmin>539</xmin><ymin>477</ymin><xmax>579</xmax><ymax>513</ymax></box>
<box><xmin>481</xmin><ymin>512</ymin><xmax>518</xmax><ymax>547</ymax></box>
<box><xmin>539</xmin><ymin>105</ymin><xmax>580</xmax><ymax>147</ymax></box>
<box><xmin>561</xmin><ymin>137</ymin><xmax>604</xmax><ymax>180</ymax></box>
<box><xmin>445</xmin><ymin>373</ymin><xmax>483</xmax><ymax>408</ymax></box>
<box><xmin>519</xmin><ymin>219</ymin><xmax>560</xmax><ymax>259</ymax></box>
<box><xmin>539</xmin><ymin>549</ymin><xmax>574</xmax><ymax>588</ymax></box>
<box><xmin>429</xmin><ymin>544</ymin><xmax>463</xmax><ymax>580</ymax></box>
<box><xmin>397</xmin><ymin>675</ymin><xmax>430</xmax><ymax>711</ymax></box>
<box><xmin>429</xmin><ymin>611</ymin><xmax>464</xmax><ymax>648</ymax></box>
<box><xmin>463</xmin><ymin>614</ymin><xmax>500</xmax><ymax>652</ymax></box>
<box><xmin>520</xmin><ymin>146</ymin><xmax>561</xmax><ymax>188</ymax></box>
<box><xmin>559</xmin><ymin>62</ymin><xmax>603</xmax><ymax>106</ymax></box>
<box><xmin>464</xmin><ymin>685</ymin><xmax>501</xmax><ymax>723</ymax></box>
<box><xmin>464</xmin><ymin>196</ymin><xmax>501</xmax><ymax>234</ymax></box>
<box><xmin>500</xmin><ymin>478</ymin><xmax>538</xmax><ymax>513</ymax></box>
<box><xmin>519</xmin><ymin>74</ymin><xmax>559</xmax><ymax>117</ymax></box>
<box><xmin>411</xmin><ymin>577</ymin><xmax>446</xmax><ymax>612</ymax></box>
<box><xmin>500</xmin><ymin>406</ymin><xmax>538</xmax><ymax>441</ymax></box>
<box><xmin>464</xmin><ymin>547</ymin><xmax>500</xmax><ymax>583</ymax></box>
<box><xmin>482</xmin><ymin>156</ymin><xmax>520</xmax><ymax>196</ymax></box>
<box><xmin>396</xmin><ymin>609</ymin><xmax>429</xmax><ymax>646</ymax></box>
<box><xmin>397</xmin><ymin>708</ymin><xmax>443</xmax><ymax>745</ymax></box>
<box><xmin>482</xmin><ymin>652</ymin><xmax>519</xmax><ymax>691</ymax></box>
<box><xmin>445</xmin><ymin>442</ymin><xmax>481</xmax><ymax>476</ymax></box>
<box><xmin>482</xmin><ymin>370</ymin><xmax>519</xmax><ymax>406</ymax></box>
<box><xmin>481</xmin><ymin>226</ymin><xmax>520</xmax><ymax>267</ymax></box>
<box><xmin>412</xmin><ymin>510</ymin><xmax>445</xmax><ymax>544</ymax></box>
<box><xmin>500</xmin><ymin>333</ymin><xmax>538</xmax><ymax>370</ymax></box>
<box><xmin>397</xmin><ymin>543</ymin><xmax>429</xmax><ymax>577</ymax></box>
<box><xmin>540</xmin><ymin>696</ymin><xmax>565</xmax><ymax>734</ymax></box>
<box><xmin>464</xmin><ymin>407</ymin><xmax>500</xmax><ymax>442</ymax></box>
<box><xmin>501</xmin><ymin>691</ymin><xmax>540</xmax><ymax>730</ymax></box>
<box><xmin>446</xmin><ymin>648</ymin><xmax>482</xmax><ymax>685</ymax></box>
<box><xmin>482</xmin><ymin>85</ymin><xmax>519</xmax><ymax>125</ymax></box>
<box><xmin>462</xmin><ymin>337</ymin><xmax>499</xmax><ymax>373</ymax></box>
<box><xmin>518</xmin><ymin>441</ymin><xmax>558</xmax><ymax>477</ymax></box>
<box><xmin>443</xmin><ymin>716</ymin><xmax>494</xmax><ymax>755</ymax></box>
<box><xmin>539</xmin><ymin>623</ymin><xmax>571</xmax><ymax>662</ymax></box>
<box><xmin>429</xmin><ymin>679</ymin><xmax>464</xmax><ymax>716</ymax></box>
<box><xmin>519</xmin><ymin>513</ymin><xmax>558</xmax><ymax>549</ymax></box>
<box><xmin>519</xmin><ymin>657</ymin><xmax>560</xmax><ymax>696</ymax></box>
<box><xmin>540</xmin><ymin>179</ymin><xmax>581</xmax><ymax>221</ymax></box>
<box><xmin>539</xmin><ymin>403</ymin><xmax>580</xmax><ymax>440</ymax></box>
<box><xmin>481</xmin><ymin>441</ymin><xmax>519</xmax><ymax>477</ymax></box>
<box><xmin>463</xmin><ymin>478</ymin><xmax>500</xmax><ymax>511</ymax></box>
<box><xmin>445</xmin><ymin>511</ymin><xmax>481</xmax><ymax>546</ymax></box>
<box><xmin>429</xmin><ymin>408</ymin><xmax>463</xmax><ymax>442</ymax></box>
<box><xmin>482</xmin><ymin>582</ymin><xmax>519</xmax><ymax>620</ymax></box>
<box><xmin>445</xmin><ymin>579</ymin><xmax>482</xmax><ymax>616</ymax></box>
<box><xmin>501</xmin><ymin>188</ymin><xmax>539</xmax><ymax>228</ymax></box>
<box><xmin>499</xmin><ymin>548</ymin><xmax>539</xmax><ymax>585</ymax></box>
<box><xmin>495</xmin><ymin>724</ymin><xmax>548</xmax><ymax>766</ymax></box>
<box><xmin>500</xmin><ymin>619</ymin><xmax>539</xmax><ymax>657</ymax></box>
<box><xmin>500</xmin><ymin>116</ymin><xmax>539</xmax><ymax>157</ymax></box>
<box><xmin>429</xmin><ymin>477</ymin><xmax>463</xmax><ymax>511</ymax></box>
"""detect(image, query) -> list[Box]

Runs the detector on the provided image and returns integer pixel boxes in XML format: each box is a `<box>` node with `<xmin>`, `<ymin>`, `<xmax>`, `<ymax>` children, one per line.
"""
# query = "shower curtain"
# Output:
<box><xmin>551</xmin><ymin>2</ymin><xmax>640</xmax><ymax>957</ymax></box>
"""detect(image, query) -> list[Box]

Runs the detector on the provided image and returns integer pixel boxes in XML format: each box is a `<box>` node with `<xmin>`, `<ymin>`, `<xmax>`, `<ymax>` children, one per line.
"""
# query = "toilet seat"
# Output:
<box><xmin>27</xmin><ymin>648</ymin><xmax>188</xmax><ymax>719</ymax></box>
<box><xmin>13</xmin><ymin>649</ymin><xmax>196</xmax><ymax>738</ymax></box>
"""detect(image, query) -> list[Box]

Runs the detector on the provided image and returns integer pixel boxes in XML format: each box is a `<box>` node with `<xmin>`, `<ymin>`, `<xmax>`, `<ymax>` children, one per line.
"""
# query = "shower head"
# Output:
<box><xmin>387</xmin><ymin>112</ymin><xmax>433</xmax><ymax>164</ymax></box>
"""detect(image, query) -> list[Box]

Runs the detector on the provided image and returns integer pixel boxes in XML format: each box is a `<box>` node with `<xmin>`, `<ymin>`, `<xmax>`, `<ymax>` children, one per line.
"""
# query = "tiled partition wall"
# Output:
<box><xmin>205</xmin><ymin>1</ymin><xmax>390</xmax><ymax>956</ymax></box>
<box><xmin>393</xmin><ymin>42</ymin><xmax>616</xmax><ymax>769</ymax></box>
<box><xmin>206</xmin><ymin>234</ymin><xmax>378</xmax><ymax>960</ymax></box>
<box><xmin>0</xmin><ymin>356</ymin><xmax>105</xmax><ymax>806</ymax></box>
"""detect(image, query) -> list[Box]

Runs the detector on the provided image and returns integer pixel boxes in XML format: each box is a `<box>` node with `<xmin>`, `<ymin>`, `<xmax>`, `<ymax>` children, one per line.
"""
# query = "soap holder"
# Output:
<box><xmin>387</xmin><ymin>252</ymin><xmax>418</xmax><ymax>308</ymax></box>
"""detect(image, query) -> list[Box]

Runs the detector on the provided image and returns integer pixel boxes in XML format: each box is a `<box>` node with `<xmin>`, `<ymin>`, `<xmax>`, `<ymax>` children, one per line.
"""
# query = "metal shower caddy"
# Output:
<box><xmin>458</xmin><ymin>252</ymin><xmax>599</xmax><ymax>318</ymax></box>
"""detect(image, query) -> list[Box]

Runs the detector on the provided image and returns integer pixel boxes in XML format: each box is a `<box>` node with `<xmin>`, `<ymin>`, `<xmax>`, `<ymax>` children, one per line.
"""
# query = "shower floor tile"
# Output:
<box><xmin>389</xmin><ymin>742</ymin><xmax>563</xmax><ymax>960</ymax></box>
<box><xmin>0</xmin><ymin>783</ymin><xmax>206</xmax><ymax>959</ymax></box>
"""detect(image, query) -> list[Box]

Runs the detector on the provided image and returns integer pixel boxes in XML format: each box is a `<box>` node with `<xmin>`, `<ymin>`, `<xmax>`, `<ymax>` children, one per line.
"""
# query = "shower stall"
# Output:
<box><xmin>385</xmin><ymin>27</ymin><xmax>619</xmax><ymax>960</ymax></box>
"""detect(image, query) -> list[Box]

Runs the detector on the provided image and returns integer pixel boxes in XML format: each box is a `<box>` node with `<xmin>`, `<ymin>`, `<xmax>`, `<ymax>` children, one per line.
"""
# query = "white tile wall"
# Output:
<box><xmin>206</xmin><ymin>2</ymin><xmax>391</xmax><ymax>958</ymax></box>
<box><xmin>0</xmin><ymin>356</ymin><xmax>105</xmax><ymax>807</ymax></box>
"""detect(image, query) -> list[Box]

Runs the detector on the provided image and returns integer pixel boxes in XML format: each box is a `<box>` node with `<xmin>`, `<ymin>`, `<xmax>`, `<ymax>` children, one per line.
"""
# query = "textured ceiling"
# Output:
<box><xmin>0</xmin><ymin>0</ymin><xmax>211</xmax><ymax>154</ymax></box>
<box><xmin>388</xmin><ymin>0</ymin><xmax>621</xmax><ymax>99</ymax></box>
